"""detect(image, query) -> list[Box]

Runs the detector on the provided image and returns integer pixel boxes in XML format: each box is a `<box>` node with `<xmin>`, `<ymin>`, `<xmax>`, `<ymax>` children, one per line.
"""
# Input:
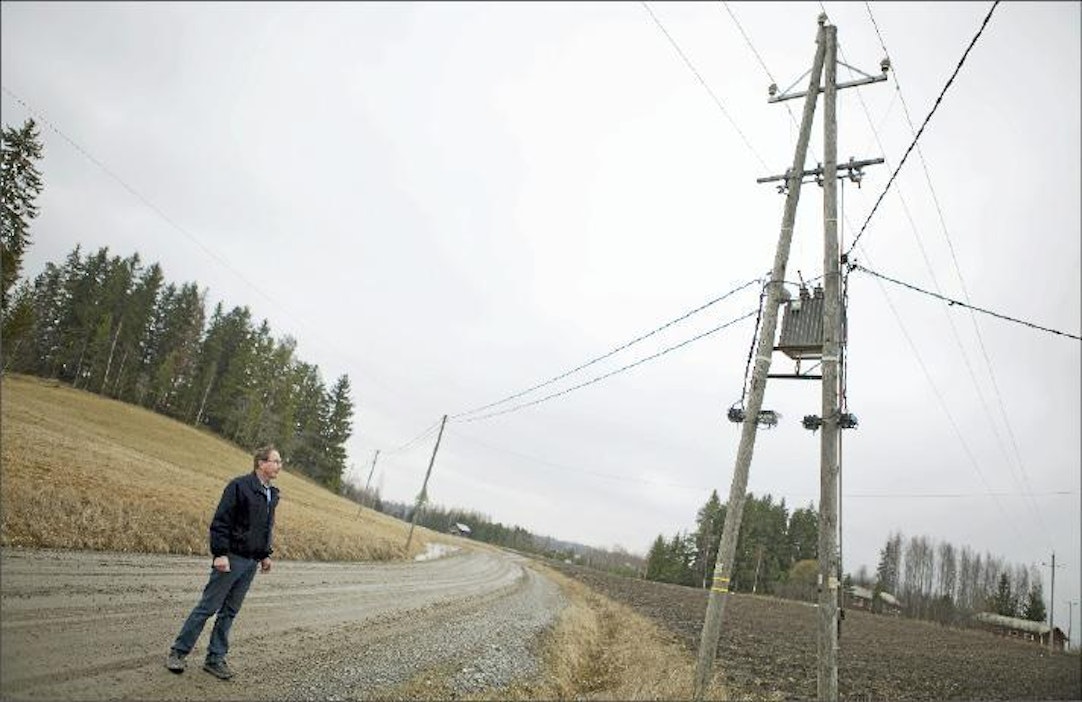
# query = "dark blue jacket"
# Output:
<box><xmin>209</xmin><ymin>472</ymin><xmax>279</xmax><ymax>560</ymax></box>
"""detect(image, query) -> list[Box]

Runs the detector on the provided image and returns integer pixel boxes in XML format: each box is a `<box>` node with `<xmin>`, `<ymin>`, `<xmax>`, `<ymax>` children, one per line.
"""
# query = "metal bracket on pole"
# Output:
<box><xmin>758</xmin><ymin>157</ymin><xmax>884</xmax><ymax>194</ymax></box>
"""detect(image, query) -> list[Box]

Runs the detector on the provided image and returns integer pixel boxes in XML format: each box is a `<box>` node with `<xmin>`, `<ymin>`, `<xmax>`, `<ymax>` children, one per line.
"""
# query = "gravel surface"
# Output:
<box><xmin>0</xmin><ymin>547</ymin><xmax>566</xmax><ymax>701</ymax></box>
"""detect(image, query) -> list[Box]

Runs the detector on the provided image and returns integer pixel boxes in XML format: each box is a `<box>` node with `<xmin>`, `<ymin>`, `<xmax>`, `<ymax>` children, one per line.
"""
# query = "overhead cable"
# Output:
<box><xmin>845</xmin><ymin>1</ymin><xmax>1000</xmax><ymax>256</ymax></box>
<box><xmin>719</xmin><ymin>1</ymin><xmax>800</xmax><ymax>129</ymax></box>
<box><xmin>851</xmin><ymin>263</ymin><xmax>1081</xmax><ymax>341</ymax></box>
<box><xmin>640</xmin><ymin>2</ymin><xmax>770</xmax><ymax>171</ymax></box>
<box><xmin>452</xmin><ymin>277</ymin><xmax>761</xmax><ymax>420</ymax></box>
<box><xmin>385</xmin><ymin>420</ymin><xmax>443</xmax><ymax>455</ymax></box>
<box><xmin>859</xmin><ymin>1</ymin><xmax>1054</xmax><ymax>549</ymax></box>
<box><xmin>854</xmin><ymin>250</ymin><xmax>1027</xmax><ymax>547</ymax></box>
<box><xmin>0</xmin><ymin>85</ymin><xmax>399</xmax><ymax>399</ymax></box>
<box><xmin>458</xmin><ymin>309</ymin><xmax>758</xmax><ymax>423</ymax></box>
<box><xmin>448</xmin><ymin>428</ymin><xmax>708</xmax><ymax>492</ymax></box>
<box><xmin>1</xmin><ymin>85</ymin><xmax>279</xmax><ymax>320</ymax></box>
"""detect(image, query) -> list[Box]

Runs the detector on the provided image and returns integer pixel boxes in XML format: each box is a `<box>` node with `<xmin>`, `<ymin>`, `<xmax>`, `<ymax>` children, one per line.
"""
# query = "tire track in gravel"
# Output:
<box><xmin>0</xmin><ymin>546</ymin><xmax>565</xmax><ymax>701</ymax></box>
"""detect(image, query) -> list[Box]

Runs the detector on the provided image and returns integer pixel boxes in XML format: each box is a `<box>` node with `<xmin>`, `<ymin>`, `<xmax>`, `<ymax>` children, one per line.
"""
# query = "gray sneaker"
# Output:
<box><xmin>165</xmin><ymin>650</ymin><xmax>186</xmax><ymax>674</ymax></box>
<box><xmin>202</xmin><ymin>659</ymin><xmax>234</xmax><ymax>680</ymax></box>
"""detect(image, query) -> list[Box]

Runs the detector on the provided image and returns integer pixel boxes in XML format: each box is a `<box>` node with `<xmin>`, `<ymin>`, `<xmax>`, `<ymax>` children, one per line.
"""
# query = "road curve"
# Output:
<box><xmin>0</xmin><ymin>546</ymin><xmax>565</xmax><ymax>700</ymax></box>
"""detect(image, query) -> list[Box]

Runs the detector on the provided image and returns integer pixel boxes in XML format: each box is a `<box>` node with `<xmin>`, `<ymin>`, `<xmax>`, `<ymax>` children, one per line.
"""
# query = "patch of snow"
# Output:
<box><xmin>413</xmin><ymin>543</ymin><xmax>460</xmax><ymax>562</ymax></box>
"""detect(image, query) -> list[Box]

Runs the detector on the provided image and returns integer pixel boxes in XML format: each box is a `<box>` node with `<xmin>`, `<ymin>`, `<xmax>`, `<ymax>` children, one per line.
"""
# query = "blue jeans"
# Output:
<box><xmin>171</xmin><ymin>555</ymin><xmax>259</xmax><ymax>662</ymax></box>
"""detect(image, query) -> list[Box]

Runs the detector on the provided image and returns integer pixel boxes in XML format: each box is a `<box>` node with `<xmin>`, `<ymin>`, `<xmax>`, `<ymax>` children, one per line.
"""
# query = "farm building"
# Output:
<box><xmin>846</xmin><ymin>586</ymin><xmax>902</xmax><ymax>615</ymax></box>
<box><xmin>974</xmin><ymin>612</ymin><xmax>1067</xmax><ymax>651</ymax></box>
<box><xmin>449</xmin><ymin>522</ymin><xmax>472</xmax><ymax>537</ymax></box>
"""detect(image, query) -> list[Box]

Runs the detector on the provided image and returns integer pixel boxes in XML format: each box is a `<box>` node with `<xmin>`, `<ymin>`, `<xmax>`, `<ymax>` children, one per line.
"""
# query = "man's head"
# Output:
<box><xmin>253</xmin><ymin>445</ymin><xmax>282</xmax><ymax>482</ymax></box>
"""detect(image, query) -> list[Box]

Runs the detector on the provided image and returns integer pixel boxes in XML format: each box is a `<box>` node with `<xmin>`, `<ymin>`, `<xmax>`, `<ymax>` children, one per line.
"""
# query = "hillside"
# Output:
<box><xmin>0</xmin><ymin>374</ymin><xmax>434</xmax><ymax>561</ymax></box>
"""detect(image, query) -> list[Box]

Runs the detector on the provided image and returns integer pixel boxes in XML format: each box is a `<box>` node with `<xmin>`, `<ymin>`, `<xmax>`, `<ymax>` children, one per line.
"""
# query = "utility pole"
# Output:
<box><xmin>819</xmin><ymin>23</ymin><xmax>840</xmax><ymax>701</ymax></box>
<box><xmin>692</xmin><ymin>19</ymin><xmax>828</xmax><ymax>700</ymax></box>
<box><xmin>405</xmin><ymin>414</ymin><xmax>447</xmax><ymax>552</ymax></box>
<box><xmin>692</xmin><ymin>14</ymin><xmax>887</xmax><ymax>701</ymax></box>
<box><xmin>1066</xmin><ymin>600</ymin><xmax>1077</xmax><ymax>651</ymax></box>
<box><xmin>364</xmin><ymin>449</ymin><xmax>380</xmax><ymax>494</ymax></box>
<box><xmin>1041</xmin><ymin>551</ymin><xmax>1065</xmax><ymax>652</ymax></box>
<box><xmin>356</xmin><ymin>449</ymin><xmax>381</xmax><ymax>515</ymax></box>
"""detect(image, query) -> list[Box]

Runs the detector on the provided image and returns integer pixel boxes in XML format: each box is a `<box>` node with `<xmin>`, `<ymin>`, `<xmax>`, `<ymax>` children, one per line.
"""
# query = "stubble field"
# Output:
<box><xmin>545</xmin><ymin>560</ymin><xmax>1082</xmax><ymax>701</ymax></box>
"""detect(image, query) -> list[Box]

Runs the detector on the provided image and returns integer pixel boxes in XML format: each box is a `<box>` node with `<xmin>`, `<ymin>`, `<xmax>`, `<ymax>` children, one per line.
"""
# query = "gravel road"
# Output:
<box><xmin>0</xmin><ymin>546</ymin><xmax>566</xmax><ymax>700</ymax></box>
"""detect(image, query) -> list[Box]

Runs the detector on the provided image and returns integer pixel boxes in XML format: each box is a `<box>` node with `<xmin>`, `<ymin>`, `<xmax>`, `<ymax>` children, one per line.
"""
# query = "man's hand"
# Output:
<box><xmin>260</xmin><ymin>557</ymin><xmax>272</xmax><ymax>573</ymax></box>
<box><xmin>213</xmin><ymin>555</ymin><xmax>231</xmax><ymax>573</ymax></box>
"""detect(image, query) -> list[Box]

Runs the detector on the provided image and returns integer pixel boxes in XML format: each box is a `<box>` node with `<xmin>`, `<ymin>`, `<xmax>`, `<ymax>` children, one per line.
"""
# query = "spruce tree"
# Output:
<box><xmin>1</xmin><ymin>119</ymin><xmax>44</xmax><ymax>311</ymax></box>
<box><xmin>1022</xmin><ymin>582</ymin><xmax>1047</xmax><ymax>622</ymax></box>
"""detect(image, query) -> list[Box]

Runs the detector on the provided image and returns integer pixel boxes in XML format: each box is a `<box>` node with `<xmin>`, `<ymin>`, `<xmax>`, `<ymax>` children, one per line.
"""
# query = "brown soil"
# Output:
<box><xmin>543</xmin><ymin>560</ymin><xmax>1082</xmax><ymax>701</ymax></box>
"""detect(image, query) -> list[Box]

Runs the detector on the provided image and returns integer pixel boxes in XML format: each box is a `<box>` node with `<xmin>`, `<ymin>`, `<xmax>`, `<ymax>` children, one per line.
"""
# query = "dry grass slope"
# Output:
<box><xmin>0</xmin><ymin>374</ymin><xmax>435</xmax><ymax>561</ymax></box>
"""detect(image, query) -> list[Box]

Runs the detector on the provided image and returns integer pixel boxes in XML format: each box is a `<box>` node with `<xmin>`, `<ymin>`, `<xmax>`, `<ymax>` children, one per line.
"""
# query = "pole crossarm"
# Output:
<box><xmin>769</xmin><ymin>70</ymin><xmax>887</xmax><ymax>103</ymax></box>
<box><xmin>757</xmin><ymin>157</ymin><xmax>884</xmax><ymax>184</ymax></box>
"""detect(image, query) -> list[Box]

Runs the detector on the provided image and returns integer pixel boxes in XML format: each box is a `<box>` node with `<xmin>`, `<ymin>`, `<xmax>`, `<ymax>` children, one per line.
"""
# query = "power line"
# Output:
<box><xmin>850</xmin><ymin>248</ymin><xmax>1027</xmax><ymax>547</ymax></box>
<box><xmin>858</xmin><ymin>0</ymin><xmax>1055</xmax><ymax>552</ymax></box>
<box><xmin>452</xmin><ymin>277</ymin><xmax>761</xmax><ymax>420</ymax></box>
<box><xmin>718</xmin><ymin>1</ymin><xmax>800</xmax><ymax>130</ymax></box>
<box><xmin>845</xmin><ymin>1</ymin><xmax>1000</xmax><ymax>256</ymax></box>
<box><xmin>850</xmin><ymin>263</ymin><xmax>1081</xmax><ymax>341</ymax></box>
<box><xmin>1</xmin><ymin>85</ymin><xmax>277</xmax><ymax>318</ymax></box>
<box><xmin>385</xmin><ymin>420</ymin><xmax>443</xmax><ymax>455</ymax></box>
<box><xmin>458</xmin><ymin>309</ymin><xmax>758</xmax><ymax>423</ymax></box>
<box><xmin>0</xmin><ymin>84</ymin><xmax>401</xmax><ymax>400</ymax></box>
<box><xmin>448</xmin><ymin>427</ymin><xmax>709</xmax><ymax>492</ymax></box>
<box><xmin>640</xmin><ymin>1</ymin><xmax>770</xmax><ymax>171</ymax></box>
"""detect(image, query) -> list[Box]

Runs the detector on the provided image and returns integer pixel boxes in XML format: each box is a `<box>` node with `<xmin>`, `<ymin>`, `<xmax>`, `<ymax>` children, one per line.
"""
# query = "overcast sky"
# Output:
<box><xmin>3</xmin><ymin>1</ymin><xmax>1079</xmax><ymax>638</ymax></box>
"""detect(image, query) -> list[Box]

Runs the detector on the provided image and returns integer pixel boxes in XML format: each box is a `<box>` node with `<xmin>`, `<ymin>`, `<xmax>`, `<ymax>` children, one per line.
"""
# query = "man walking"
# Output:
<box><xmin>165</xmin><ymin>445</ymin><xmax>282</xmax><ymax>680</ymax></box>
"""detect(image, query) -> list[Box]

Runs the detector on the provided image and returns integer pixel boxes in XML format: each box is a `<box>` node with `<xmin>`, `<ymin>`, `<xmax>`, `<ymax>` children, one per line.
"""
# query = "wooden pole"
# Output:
<box><xmin>691</xmin><ymin>19</ymin><xmax>828</xmax><ymax>700</ymax></box>
<box><xmin>405</xmin><ymin>415</ymin><xmax>447</xmax><ymax>551</ymax></box>
<box><xmin>819</xmin><ymin>22</ymin><xmax>840</xmax><ymax>702</ymax></box>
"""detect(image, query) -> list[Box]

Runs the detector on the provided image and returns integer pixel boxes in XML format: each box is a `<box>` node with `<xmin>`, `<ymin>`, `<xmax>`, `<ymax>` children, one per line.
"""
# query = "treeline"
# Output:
<box><xmin>2</xmin><ymin>245</ymin><xmax>354</xmax><ymax>491</ymax></box>
<box><xmin>870</xmin><ymin>531</ymin><xmax>1046</xmax><ymax>625</ymax></box>
<box><xmin>645</xmin><ymin>490</ymin><xmax>819</xmax><ymax>595</ymax></box>
<box><xmin>373</xmin><ymin>495</ymin><xmax>643</xmax><ymax>577</ymax></box>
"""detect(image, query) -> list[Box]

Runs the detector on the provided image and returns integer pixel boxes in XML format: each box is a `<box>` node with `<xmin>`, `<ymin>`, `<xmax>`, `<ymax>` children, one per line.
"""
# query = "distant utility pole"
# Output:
<box><xmin>356</xmin><ymin>449</ymin><xmax>381</xmax><ymax>515</ymax></box>
<box><xmin>404</xmin><ymin>415</ymin><xmax>447</xmax><ymax>551</ymax></box>
<box><xmin>1041</xmin><ymin>551</ymin><xmax>1065</xmax><ymax>652</ymax></box>
<box><xmin>1066</xmin><ymin>600</ymin><xmax>1077</xmax><ymax>651</ymax></box>
<box><xmin>692</xmin><ymin>14</ymin><xmax>886</xmax><ymax>702</ymax></box>
<box><xmin>364</xmin><ymin>449</ymin><xmax>381</xmax><ymax>493</ymax></box>
<box><xmin>692</xmin><ymin>19</ymin><xmax>827</xmax><ymax>701</ymax></box>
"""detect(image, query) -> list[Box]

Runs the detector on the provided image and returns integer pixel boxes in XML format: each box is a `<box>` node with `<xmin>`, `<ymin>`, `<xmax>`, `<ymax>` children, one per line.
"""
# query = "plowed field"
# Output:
<box><xmin>545</xmin><ymin>561</ymin><xmax>1082</xmax><ymax>701</ymax></box>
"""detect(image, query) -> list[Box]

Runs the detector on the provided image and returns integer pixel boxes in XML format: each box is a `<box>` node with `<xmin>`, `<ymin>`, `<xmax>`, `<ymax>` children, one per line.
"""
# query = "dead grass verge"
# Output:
<box><xmin>411</xmin><ymin>562</ymin><xmax>730</xmax><ymax>701</ymax></box>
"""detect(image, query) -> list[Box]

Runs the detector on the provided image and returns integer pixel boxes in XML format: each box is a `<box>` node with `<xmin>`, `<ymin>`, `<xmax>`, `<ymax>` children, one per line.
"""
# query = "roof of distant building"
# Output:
<box><xmin>849</xmin><ymin>585</ymin><xmax>900</xmax><ymax>606</ymax></box>
<box><xmin>974</xmin><ymin>612</ymin><xmax>1050</xmax><ymax>635</ymax></box>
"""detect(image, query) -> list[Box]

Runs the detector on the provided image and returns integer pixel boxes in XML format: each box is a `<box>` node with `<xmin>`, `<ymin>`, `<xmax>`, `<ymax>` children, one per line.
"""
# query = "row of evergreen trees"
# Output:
<box><xmin>1</xmin><ymin>119</ymin><xmax>354</xmax><ymax>491</ymax></box>
<box><xmin>644</xmin><ymin>490</ymin><xmax>819</xmax><ymax>593</ymax></box>
<box><xmin>3</xmin><ymin>245</ymin><xmax>354</xmax><ymax>490</ymax></box>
